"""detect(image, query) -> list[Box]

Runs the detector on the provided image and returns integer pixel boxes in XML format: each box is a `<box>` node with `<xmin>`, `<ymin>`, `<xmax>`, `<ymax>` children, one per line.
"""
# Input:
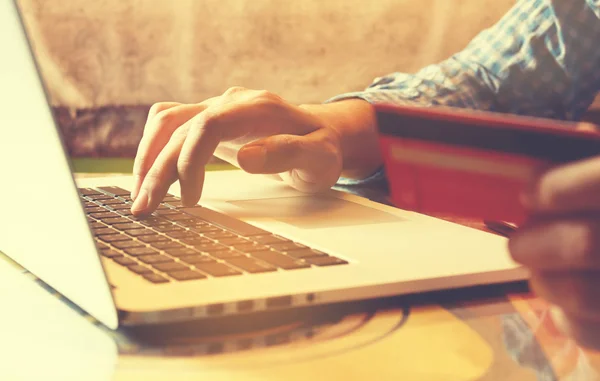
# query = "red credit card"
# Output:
<box><xmin>375</xmin><ymin>103</ymin><xmax>600</xmax><ymax>225</ymax></box>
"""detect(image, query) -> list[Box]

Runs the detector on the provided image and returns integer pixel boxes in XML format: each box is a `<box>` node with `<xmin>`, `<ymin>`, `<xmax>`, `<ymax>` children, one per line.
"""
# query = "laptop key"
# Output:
<box><xmin>137</xmin><ymin>217</ymin><xmax>165</xmax><ymax>226</ymax></box>
<box><xmin>191</xmin><ymin>242</ymin><xmax>227</xmax><ymax>252</ymax></box>
<box><xmin>113</xmin><ymin>222</ymin><xmax>142</xmax><ymax>230</ymax></box>
<box><xmin>111</xmin><ymin>240</ymin><xmax>145</xmax><ymax>249</ymax></box>
<box><xmin>305</xmin><ymin>256</ymin><xmax>348</xmax><ymax>266</ymax></box>
<box><xmin>210</xmin><ymin>250</ymin><xmax>244</xmax><ymax>259</ymax></box>
<box><xmin>143</xmin><ymin>273</ymin><xmax>170</xmax><ymax>284</ymax></box>
<box><xmin>181</xmin><ymin>206</ymin><xmax>269</xmax><ymax>236</ymax></box>
<box><xmin>216</xmin><ymin>237</ymin><xmax>250</xmax><ymax>246</ymax></box>
<box><xmin>193</xmin><ymin>262</ymin><xmax>242</xmax><ymax>277</ymax></box>
<box><xmin>164</xmin><ymin>200</ymin><xmax>185</xmax><ymax>208</ymax></box>
<box><xmin>98</xmin><ymin>233</ymin><xmax>130</xmax><ymax>243</ymax></box>
<box><xmin>268</xmin><ymin>242</ymin><xmax>306</xmax><ymax>252</ymax></box>
<box><xmin>89</xmin><ymin>222</ymin><xmax>105</xmax><ymax>229</ymax></box>
<box><xmin>94</xmin><ymin>227</ymin><xmax>118</xmax><ymax>236</ymax></box>
<box><xmin>85</xmin><ymin>207</ymin><xmax>106</xmax><ymax>214</ymax></box>
<box><xmin>233</xmin><ymin>243</ymin><xmax>269</xmax><ymax>253</ymax></box>
<box><xmin>250</xmin><ymin>235</ymin><xmax>288</xmax><ymax>245</ymax></box>
<box><xmin>103</xmin><ymin>217</ymin><xmax>131</xmax><ymax>225</ymax></box>
<box><xmin>102</xmin><ymin>199</ymin><xmax>124</xmax><ymax>205</ymax></box>
<box><xmin>137</xmin><ymin>234</ymin><xmax>169</xmax><ymax>243</ymax></box>
<box><xmin>152</xmin><ymin>241</ymin><xmax>185</xmax><ymax>250</ymax></box>
<box><xmin>89</xmin><ymin>194</ymin><xmax>115</xmax><ymax>201</ymax></box>
<box><xmin>182</xmin><ymin>237</ymin><xmax>215</xmax><ymax>246</ymax></box>
<box><xmin>154</xmin><ymin>224</ymin><xmax>184</xmax><ymax>233</ymax></box>
<box><xmin>127</xmin><ymin>265</ymin><xmax>153</xmax><ymax>274</ymax></box>
<box><xmin>124</xmin><ymin>247</ymin><xmax>158</xmax><ymax>256</ymax></box>
<box><xmin>164</xmin><ymin>213</ymin><xmax>193</xmax><ymax>221</ymax></box>
<box><xmin>156</xmin><ymin>209</ymin><xmax>179</xmax><ymax>216</ymax></box>
<box><xmin>153</xmin><ymin>262</ymin><xmax>190</xmax><ymax>272</ymax></box>
<box><xmin>180</xmin><ymin>255</ymin><xmax>217</xmax><ymax>265</ymax></box>
<box><xmin>125</xmin><ymin>228</ymin><xmax>153</xmax><ymax>237</ymax></box>
<box><xmin>79</xmin><ymin>188</ymin><xmax>102</xmax><ymax>196</ymax></box>
<box><xmin>138</xmin><ymin>254</ymin><xmax>173</xmax><ymax>264</ymax></box>
<box><xmin>113</xmin><ymin>256</ymin><xmax>137</xmax><ymax>266</ymax></box>
<box><xmin>164</xmin><ymin>247</ymin><xmax>199</xmax><ymax>258</ymax></box>
<box><xmin>117</xmin><ymin>209</ymin><xmax>134</xmax><ymax>216</ymax></box>
<box><xmin>284</xmin><ymin>249</ymin><xmax>328</xmax><ymax>259</ymax></box>
<box><xmin>166</xmin><ymin>230</ymin><xmax>199</xmax><ymax>240</ymax></box>
<box><xmin>168</xmin><ymin>270</ymin><xmax>206</xmax><ymax>281</ymax></box>
<box><xmin>100</xmin><ymin>249</ymin><xmax>122</xmax><ymax>258</ymax></box>
<box><xmin>110</xmin><ymin>204</ymin><xmax>133</xmax><ymax>210</ymax></box>
<box><xmin>251</xmin><ymin>251</ymin><xmax>310</xmax><ymax>270</ymax></box>
<box><xmin>202</xmin><ymin>230</ymin><xmax>237</xmax><ymax>239</ymax></box>
<box><xmin>190</xmin><ymin>224</ymin><xmax>220</xmax><ymax>233</ymax></box>
<box><xmin>90</xmin><ymin>212</ymin><xmax>118</xmax><ymax>219</ymax></box>
<box><xmin>98</xmin><ymin>186</ymin><xmax>130</xmax><ymax>196</ymax></box>
<box><xmin>226</xmin><ymin>257</ymin><xmax>277</xmax><ymax>273</ymax></box>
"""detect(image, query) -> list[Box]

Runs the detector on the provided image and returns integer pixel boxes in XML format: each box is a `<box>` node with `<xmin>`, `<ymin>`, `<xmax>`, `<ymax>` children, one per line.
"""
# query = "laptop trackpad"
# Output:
<box><xmin>227</xmin><ymin>195</ymin><xmax>401</xmax><ymax>229</ymax></box>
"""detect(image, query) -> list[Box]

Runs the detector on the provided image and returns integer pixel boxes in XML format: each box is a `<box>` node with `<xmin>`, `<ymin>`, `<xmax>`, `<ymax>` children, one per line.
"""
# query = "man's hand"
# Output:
<box><xmin>509</xmin><ymin>156</ymin><xmax>600</xmax><ymax>350</ymax></box>
<box><xmin>130</xmin><ymin>87</ymin><xmax>345</xmax><ymax>215</ymax></box>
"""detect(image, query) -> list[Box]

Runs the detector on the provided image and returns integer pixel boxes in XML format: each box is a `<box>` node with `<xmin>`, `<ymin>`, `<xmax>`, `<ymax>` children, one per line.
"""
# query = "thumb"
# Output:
<box><xmin>237</xmin><ymin>130</ymin><xmax>342</xmax><ymax>193</ymax></box>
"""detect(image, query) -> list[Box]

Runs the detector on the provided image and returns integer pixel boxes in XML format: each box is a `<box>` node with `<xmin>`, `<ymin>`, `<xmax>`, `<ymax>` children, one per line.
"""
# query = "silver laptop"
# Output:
<box><xmin>0</xmin><ymin>0</ymin><xmax>527</xmax><ymax>329</ymax></box>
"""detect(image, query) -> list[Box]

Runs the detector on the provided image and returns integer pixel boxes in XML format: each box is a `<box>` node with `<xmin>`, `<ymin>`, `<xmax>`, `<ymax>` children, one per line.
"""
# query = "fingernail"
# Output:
<box><xmin>131</xmin><ymin>188</ymin><xmax>149</xmax><ymax>213</ymax></box>
<box><xmin>239</xmin><ymin>145</ymin><xmax>267</xmax><ymax>173</ymax></box>
<box><xmin>549</xmin><ymin>305</ymin><xmax>570</xmax><ymax>336</ymax></box>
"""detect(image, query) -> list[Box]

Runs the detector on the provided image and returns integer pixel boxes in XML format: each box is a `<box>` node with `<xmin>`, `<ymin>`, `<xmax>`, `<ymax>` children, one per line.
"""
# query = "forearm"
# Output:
<box><xmin>301</xmin><ymin>99</ymin><xmax>382</xmax><ymax>180</ymax></box>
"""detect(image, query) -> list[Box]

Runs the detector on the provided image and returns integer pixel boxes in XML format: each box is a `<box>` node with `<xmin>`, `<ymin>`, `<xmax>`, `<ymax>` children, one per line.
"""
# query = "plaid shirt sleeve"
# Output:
<box><xmin>331</xmin><ymin>0</ymin><xmax>600</xmax><ymax>187</ymax></box>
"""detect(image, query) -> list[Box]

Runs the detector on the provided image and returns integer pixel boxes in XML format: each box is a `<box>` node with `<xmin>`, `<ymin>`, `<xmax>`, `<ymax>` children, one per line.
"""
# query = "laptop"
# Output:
<box><xmin>0</xmin><ymin>0</ymin><xmax>527</xmax><ymax>330</ymax></box>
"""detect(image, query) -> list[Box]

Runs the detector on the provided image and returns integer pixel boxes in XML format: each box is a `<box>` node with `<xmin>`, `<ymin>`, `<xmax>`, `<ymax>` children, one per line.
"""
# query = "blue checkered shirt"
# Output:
<box><xmin>331</xmin><ymin>0</ymin><xmax>600</xmax><ymax>187</ymax></box>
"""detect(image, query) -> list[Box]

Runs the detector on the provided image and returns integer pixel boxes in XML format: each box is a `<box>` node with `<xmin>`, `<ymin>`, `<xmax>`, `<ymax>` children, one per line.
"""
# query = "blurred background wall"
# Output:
<box><xmin>17</xmin><ymin>0</ymin><xmax>600</xmax><ymax>158</ymax></box>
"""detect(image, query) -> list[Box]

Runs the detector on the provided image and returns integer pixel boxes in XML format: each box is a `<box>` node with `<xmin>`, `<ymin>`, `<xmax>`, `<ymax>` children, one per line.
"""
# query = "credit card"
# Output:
<box><xmin>375</xmin><ymin>104</ymin><xmax>600</xmax><ymax>225</ymax></box>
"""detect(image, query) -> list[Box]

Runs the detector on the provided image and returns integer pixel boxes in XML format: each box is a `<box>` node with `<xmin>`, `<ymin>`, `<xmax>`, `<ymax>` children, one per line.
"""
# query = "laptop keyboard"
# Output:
<box><xmin>79</xmin><ymin>186</ymin><xmax>348</xmax><ymax>284</ymax></box>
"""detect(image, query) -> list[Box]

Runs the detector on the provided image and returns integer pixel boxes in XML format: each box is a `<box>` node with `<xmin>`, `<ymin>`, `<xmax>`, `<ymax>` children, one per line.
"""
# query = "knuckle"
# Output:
<box><xmin>253</xmin><ymin>90</ymin><xmax>283</xmax><ymax>107</ymax></box>
<box><xmin>196</xmin><ymin>109</ymin><xmax>224</xmax><ymax>136</ymax></box>
<box><xmin>223</xmin><ymin>86</ymin><xmax>247</xmax><ymax>97</ymax></box>
<box><xmin>142</xmin><ymin>168</ymin><xmax>162</xmax><ymax>184</ymax></box>
<box><xmin>320</xmin><ymin>133</ymin><xmax>341</xmax><ymax>156</ymax></box>
<box><xmin>281</xmin><ymin>135</ymin><xmax>304</xmax><ymax>154</ymax></box>
<box><xmin>153</xmin><ymin>109</ymin><xmax>177</xmax><ymax>127</ymax></box>
<box><xmin>148</xmin><ymin>102</ymin><xmax>173</xmax><ymax>118</ymax></box>
<box><xmin>177</xmin><ymin>159</ymin><xmax>195</xmax><ymax>181</ymax></box>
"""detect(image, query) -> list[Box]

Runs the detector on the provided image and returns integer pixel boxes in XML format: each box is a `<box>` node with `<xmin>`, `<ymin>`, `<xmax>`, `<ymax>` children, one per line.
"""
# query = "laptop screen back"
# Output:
<box><xmin>0</xmin><ymin>0</ymin><xmax>117</xmax><ymax>328</ymax></box>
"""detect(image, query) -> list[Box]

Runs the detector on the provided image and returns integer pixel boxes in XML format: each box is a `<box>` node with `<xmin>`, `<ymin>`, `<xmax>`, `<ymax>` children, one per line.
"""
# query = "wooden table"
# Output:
<box><xmin>1</xmin><ymin>172</ymin><xmax>599</xmax><ymax>381</ymax></box>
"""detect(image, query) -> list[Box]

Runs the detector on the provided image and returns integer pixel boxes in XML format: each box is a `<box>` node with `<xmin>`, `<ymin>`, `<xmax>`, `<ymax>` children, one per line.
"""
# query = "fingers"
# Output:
<box><xmin>131</xmin><ymin>88</ymin><xmax>328</xmax><ymax>211</ymax></box>
<box><xmin>509</xmin><ymin>216</ymin><xmax>600</xmax><ymax>270</ymax></box>
<box><xmin>131</xmin><ymin>125</ymin><xmax>188</xmax><ymax>215</ymax></box>
<box><xmin>529</xmin><ymin>271</ymin><xmax>600</xmax><ymax>321</ymax></box>
<box><xmin>523</xmin><ymin>156</ymin><xmax>600</xmax><ymax>214</ymax></box>
<box><xmin>131</xmin><ymin>103</ymin><xmax>209</xmax><ymax>200</ymax></box>
<box><xmin>174</xmin><ymin>97</ymin><xmax>324</xmax><ymax>205</ymax></box>
<box><xmin>177</xmin><ymin>112</ymin><xmax>222</xmax><ymax>207</ymax></box>
<box><xmin>237</xmin><ymin>128</ymin><xmax>342</xmax><ymax>193</ymax></box>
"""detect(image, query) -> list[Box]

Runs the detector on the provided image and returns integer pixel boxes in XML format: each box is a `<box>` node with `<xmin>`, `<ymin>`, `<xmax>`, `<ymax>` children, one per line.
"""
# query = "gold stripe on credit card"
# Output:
<box><xmin>390</xmin><ymin>144</ymin><xmax>536</xmax><ymax>181</ymax></box>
